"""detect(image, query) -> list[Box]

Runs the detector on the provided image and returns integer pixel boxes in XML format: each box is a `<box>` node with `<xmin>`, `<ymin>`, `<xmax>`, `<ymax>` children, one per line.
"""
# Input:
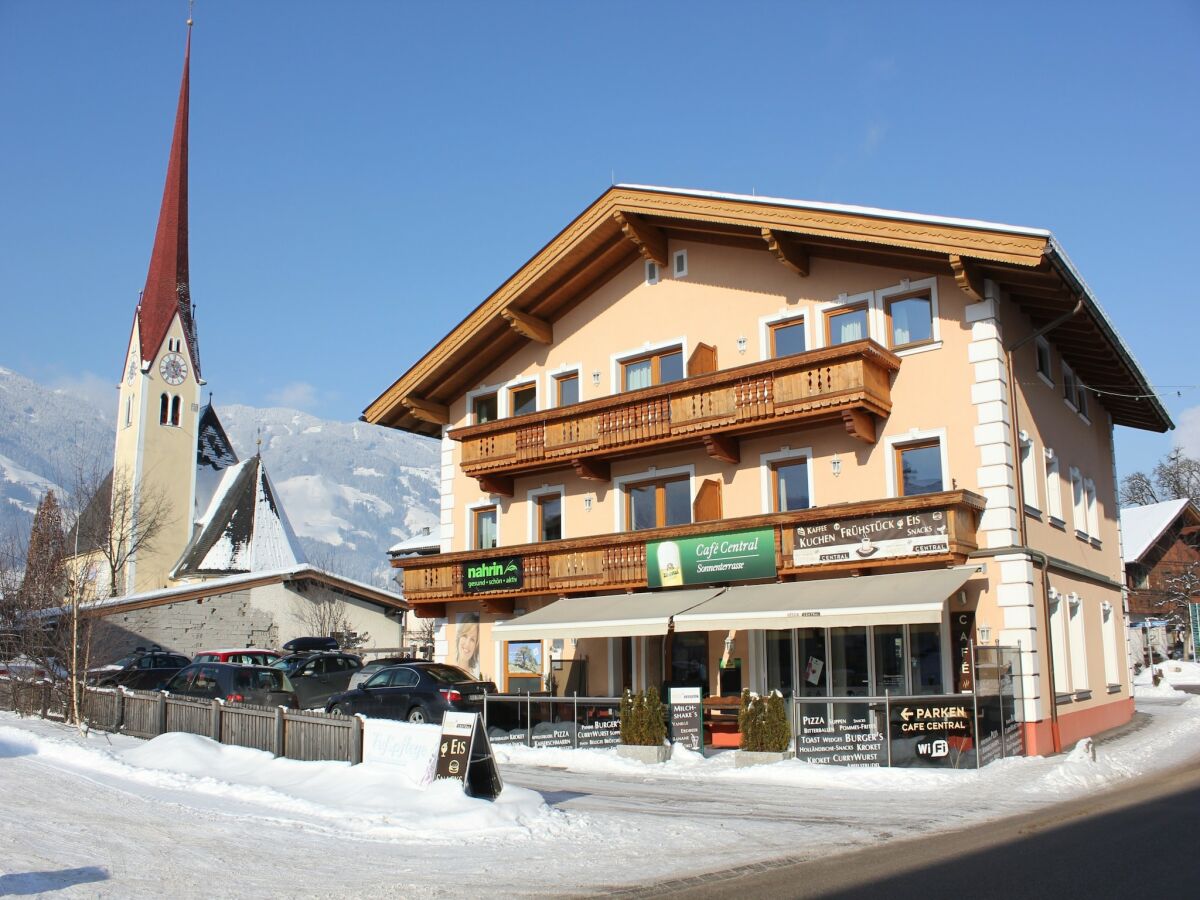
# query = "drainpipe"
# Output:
<box><xmin>1002</xmin><ymin>292</ymin><xmax>1083</xmax><ymax>753</ymax></box>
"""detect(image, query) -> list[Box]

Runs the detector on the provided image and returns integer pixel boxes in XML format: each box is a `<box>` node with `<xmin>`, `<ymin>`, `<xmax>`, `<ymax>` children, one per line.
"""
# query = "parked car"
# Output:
<box><xmin>90</xmin><ymin>650</ymin><xmax>190</xmax><ymax>688</ymax></box>
<box><xmin>193</xmin><ymin>648</ymin><xmax>282</xmax><ymax>667</ymax></box>
<box><xmin>163</xmin><ymin>663</ymin><xmax>299</xmax><ymax>707</ymax></box>
<box><xmin>0</xmin><ymin>656</ymin><xmax>65</xmax><ymax>681</ymax></box>
<box><xmin>348</xmin><ymin>655</ymin><xmax>417</xmax><ymax>690</ymax></box>
<box><xmin>325</xmin><ymin>662</ymin><xmax>497</xmax><ymax>724</ymax></box>
<box><xmin>269</xmin><ymin>652</ymin><xmax>362</xmax><ymax>709</ymax></box>
<box><xmin>282</xmin><ymin>636</ymin><xmax>339</xmax><ymax>653</ymax></box>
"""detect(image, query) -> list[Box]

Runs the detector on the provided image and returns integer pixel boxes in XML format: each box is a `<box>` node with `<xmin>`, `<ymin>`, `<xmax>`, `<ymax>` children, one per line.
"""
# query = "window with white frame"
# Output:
<box><xmin>1049</xmin><ymin>595</ymin><xmax>1071</xmax><ymax>695</ymax></box>
<box><xmin>1045</xmin><ymin>449</ymin><xmax>1064</xmax><ymax>522</ymax></box>
<box><xmin>1084</xmin><ymin>479</ymin><xmax>1100</xmax><ymax>540</ymax></box>
<box><xmin>825</xmin><ymin>301</ymin><xmax>871</xmax><ymax>346</ymax></box>
<box><xmin>1063</xmin><ymin>364</ymin><xmax>1078</xmax><ymax>411</ymax></box>
<box><xmin>673</xmin><ymin>249</ymin><xmax>688</xmax><ymax>278</ymax></box>
<box><xmin>1101</xmin><ymin>601</ymin><xmax>1121</xmax><ymax>687</ymax></box>
<box><xmin>1076</xmin><ymin>381</ymin><xmax>1090</xmax><ymax>420</ymax></box>
<box><xmin>1019</xmin><ymin>435</ymin><xmax>1039</xmax><ymax>512</ymax></box>
<box><xmin>1068</xmin><ymin>595</ymin><xmax>1088</xmax><ymax>693</ymax></box>
<box><xmin>1070</xmin><ymin>467</ymin><xmax>1086</xmax><ymax>538</ymax></box>
<box><xmin>527</xmin><ymin>485</ymin><xmax>565</xmax><ymax>543</ymax></box>
<box><xmin>645</xmin><ymin>260</ymin><xmax>659</xmax><ymax>285</ymax></box>
<box><xmin>472</xmin><ymin>504</ymin><xmax>498</xmax><ymax>550</ymax></box>
<box><xmin>760</xmin><ymin>448</ymin><xmax>814</xmax><ymax>513</ymax></box>
<box><xmin>614</xmin><ymin>466</ymin><xmax>693</xmax><ymax>533</ymax></box>
<box><xmin>1035</xmin><ymin>337</ymin><xmax>1053</xmax><ymax>386</ymax></box>
<box><xmin>885</xmin><ymin>429</ymin><xmax>948</xmax><ymax>498</ymax></box>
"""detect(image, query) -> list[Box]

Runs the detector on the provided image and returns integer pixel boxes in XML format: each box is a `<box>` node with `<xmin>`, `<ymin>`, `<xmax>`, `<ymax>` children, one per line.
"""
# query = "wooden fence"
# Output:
<box><xmin>0</xmin><ymin>680</ymin><xmax>362</xmax><ymax>764</ymax></box>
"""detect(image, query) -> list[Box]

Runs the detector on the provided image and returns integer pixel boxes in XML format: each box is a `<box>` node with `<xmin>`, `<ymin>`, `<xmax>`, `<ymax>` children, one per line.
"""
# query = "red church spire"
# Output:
<box><xmin>138</xmin><ymin>26</ymin><xmax>199</xmax><ymax>375</ymax></box>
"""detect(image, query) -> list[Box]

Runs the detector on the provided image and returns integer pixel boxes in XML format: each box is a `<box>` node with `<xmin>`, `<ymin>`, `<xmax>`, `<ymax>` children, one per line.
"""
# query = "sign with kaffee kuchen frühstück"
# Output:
<box><xmin>792</xmin><ymin>510</ymin><xmax>950</xmax><ymax>567</ymax></box>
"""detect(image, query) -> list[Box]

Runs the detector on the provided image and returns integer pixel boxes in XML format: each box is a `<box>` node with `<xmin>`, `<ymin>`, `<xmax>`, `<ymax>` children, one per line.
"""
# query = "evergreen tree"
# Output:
<box><xmin>762</xmin><ymin>692</ymin><xmax>791</xmax><ymax>752</ymax></box>
<box><xmin>21</xmin><ymin>490</ymin><xmax>66</xmax><ymax>609</ymax></box>
<box><xmin>619</xmin><ymin>689</ymin><xmax>634</xmax><ymax>744</ymax></box>
<box><xmin>643</xmin><ymin>686</ymin><xmax>666</xmax><ymax>746</ymax></box>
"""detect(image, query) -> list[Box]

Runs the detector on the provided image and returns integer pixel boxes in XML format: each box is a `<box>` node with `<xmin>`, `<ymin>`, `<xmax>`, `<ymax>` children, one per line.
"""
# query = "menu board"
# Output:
<box><xmin>668</xmin><ymin>687</ymin><xmax>703</xmax><ymax>752</ymax></box>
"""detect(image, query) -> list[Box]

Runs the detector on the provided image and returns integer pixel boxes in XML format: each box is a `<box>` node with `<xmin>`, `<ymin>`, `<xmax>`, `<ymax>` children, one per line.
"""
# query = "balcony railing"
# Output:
<box><xmin>452</xmin><ymin>340</ymin><xmax>900</xmax><ymax>486</ymax></box>
<box><xmin>394</xmin><ymin>490</ymin><xmax>984</xmax><ymax>614</ymax></box>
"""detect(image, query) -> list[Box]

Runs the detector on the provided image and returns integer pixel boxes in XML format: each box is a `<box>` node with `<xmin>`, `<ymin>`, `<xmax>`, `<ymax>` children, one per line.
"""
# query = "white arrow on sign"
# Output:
<box><xmin>901</xmin><ymin>708</ymin><xmax>913</xmax><ymax>722</ymax></box>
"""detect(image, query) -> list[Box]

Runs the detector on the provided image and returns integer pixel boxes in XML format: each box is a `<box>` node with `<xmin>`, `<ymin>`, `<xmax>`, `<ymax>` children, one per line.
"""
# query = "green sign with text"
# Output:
<box><xmin>647</xmin><ymin>528</ymin><xmax>776</xmax><ymax>588</ymax></box>
<box><xmin>462</xmin><ymin>556</ymin><xmax>523</xmax><ymax>593</ymax></box>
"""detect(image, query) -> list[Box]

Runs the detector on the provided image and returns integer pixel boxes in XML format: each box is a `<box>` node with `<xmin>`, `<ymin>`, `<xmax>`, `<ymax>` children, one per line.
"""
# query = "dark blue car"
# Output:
<box><xmin>325</xmin><ymin>662</ymin><xmax>496</xmax><ymax>724</ymax></box>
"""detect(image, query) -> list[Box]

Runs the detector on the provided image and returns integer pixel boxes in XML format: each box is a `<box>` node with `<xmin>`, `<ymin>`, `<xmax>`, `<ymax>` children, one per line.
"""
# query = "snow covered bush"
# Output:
<box><xmin>619</xmin><ymin>687</ymin><xmax>667</xmax><ymax>746</ymax></box>
<box><xmin>738</xmin><ymin>690</ymin><xmax>790</xmax><ymax>752</ymax></box>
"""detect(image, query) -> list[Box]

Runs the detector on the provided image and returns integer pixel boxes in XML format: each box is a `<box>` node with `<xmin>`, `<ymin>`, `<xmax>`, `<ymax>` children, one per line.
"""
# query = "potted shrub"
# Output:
<box><xmin>617</xmin><ymin>687</ymin><xmax>670</xmax><ymax>763</ymax></box>
<box><xmin>735</xmin><ymin>690</ymin><xmax>794</xmax><ymax>767</ymax></box>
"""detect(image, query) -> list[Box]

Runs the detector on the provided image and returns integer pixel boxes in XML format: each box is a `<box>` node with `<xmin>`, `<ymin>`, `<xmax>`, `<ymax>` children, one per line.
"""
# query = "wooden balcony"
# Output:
<box><xmin>395</xmin><ymin>490</ymin><xmax>984</xmax><ymax>616</ymax></box>
<box><xmin>453</xmin><ymin>340</ymin><xmax>900</xmax><ymax>490</ymax></box>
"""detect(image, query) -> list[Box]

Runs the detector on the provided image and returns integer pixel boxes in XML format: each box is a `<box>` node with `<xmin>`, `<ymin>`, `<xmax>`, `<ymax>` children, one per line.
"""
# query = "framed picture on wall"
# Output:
<box><xmin>506</xmin><ymin>641</ymin><xmax>543</xmax><ymax>676</ymax></box>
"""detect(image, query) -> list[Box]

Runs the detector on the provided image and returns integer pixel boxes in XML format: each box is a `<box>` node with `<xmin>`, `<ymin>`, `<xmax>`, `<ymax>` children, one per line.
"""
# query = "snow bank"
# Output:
<box><xmin>1134</xmin><ymin>659</ymin><xmax>1200</xmax><ymax>687</ymax></box>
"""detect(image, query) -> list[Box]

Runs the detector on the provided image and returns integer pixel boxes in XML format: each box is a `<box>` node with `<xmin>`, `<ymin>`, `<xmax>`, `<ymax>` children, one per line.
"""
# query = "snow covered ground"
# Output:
<box><xmin>3</xmin><ymin>693</ymin><xmax>1200</xmax><ymax>898</ymax></box>
<box><xmin>1133</xmin><ymin>658</ymin><xmax>1200</xmax><ymax>691</ymax></box>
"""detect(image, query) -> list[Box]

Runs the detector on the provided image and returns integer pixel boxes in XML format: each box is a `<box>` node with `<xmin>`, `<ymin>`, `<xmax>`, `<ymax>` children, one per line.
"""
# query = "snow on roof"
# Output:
<box><xmin>388</xmin><ymin>526</ymin><xmax>440</xmax><ymax>555</ymax></box>
<box><xmin>1120</xmin><ymin>499</ymin><xmax>1192</xmax><ymax>562</ymax></box>
<box><xmin>616</xmin><ymin>184</ymin><xmax>1053</xmax><ymax>238</ymax></box>
<box><xmin>34</xmin><ymin>563</ymin><xmax>404</xmax><ymax>619</ymax></box>
<box><xmin>174</xmin><ymin>456</ymin><xmax>308</xmax><ymax>578</ymax></box>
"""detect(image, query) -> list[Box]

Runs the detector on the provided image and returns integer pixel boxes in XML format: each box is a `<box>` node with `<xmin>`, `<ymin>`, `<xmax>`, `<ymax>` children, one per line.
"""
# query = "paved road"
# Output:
<box><xmin>634</xmin><ymin>754</ymin><xmax>1200</xmax><ymax>898</ymax></box>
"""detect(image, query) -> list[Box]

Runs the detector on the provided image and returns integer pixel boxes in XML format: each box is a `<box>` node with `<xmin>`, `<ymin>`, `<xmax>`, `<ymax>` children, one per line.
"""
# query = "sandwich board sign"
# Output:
<box><xmin>435</xmin><ymin>711</ymin><xmax>503</xmax><ymax>800</ymax></box>
<box><xmin>668</xmin><ymin>686</ymin><xmax>704</xmax><ymax>753</ymax></box>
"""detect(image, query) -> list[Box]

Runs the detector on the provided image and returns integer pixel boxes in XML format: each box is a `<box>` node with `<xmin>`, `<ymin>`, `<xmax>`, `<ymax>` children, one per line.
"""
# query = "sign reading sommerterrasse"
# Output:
<box><xmin>462</xmin><ymin>556</ymin><xmax>523</xmax><ymax>593</ymax></box>
<box><xmin>647</xmin><ymin>528</ymin><xmax>776</xmax><ymax>588</ymax></box>
<box><xmin>793</xmin><ymin>510</ymin><xmax>950</xmax><ymax>567</ymax></box>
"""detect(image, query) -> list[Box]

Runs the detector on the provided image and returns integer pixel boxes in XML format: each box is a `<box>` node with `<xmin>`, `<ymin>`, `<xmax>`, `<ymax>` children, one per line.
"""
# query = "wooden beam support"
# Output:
<box><xmin>761</xmin><ymin>228</ymin><xmax>810</xmax><ymax>276</ymax></box>
<box><xmin>478</xmin><ymin>474</ymin><xmax>515</xmax><ymax>497</ymax></box>
<box><xmin>410</xmin><ymin>602</ymin><xmax>446</xmax><ymax>620</ymax></box>
<box><xmin>572</xmin><ymin>457</ymin><xmax>611</xmax><ymax>482</ymax></box>
<box><xmin>479</xmin><ymin>597</ymin><xmax>515</xmax><ymax>616</ymax></box>
<box><xmin>703</xmin><ymin>433</ymin><xmax>740</xmax><ymax>464</ymax></box>
<box><xmin>402</xmin><ymin>395</ymin><xmax>449</xmax><ymax>425</ymax></box>
<box><xmin>501</xmin><ymin>307</ymin><xmax>553</xmax><ymax>344</ymax></box>
<box><xmin>841</xmin><ymin>409</ymin><xmax>876</xmax><ymax>443</ymax></box>
<box><xmin>613</xmin><ymin>211</ymin><xmax>668</xmax><ymax>267</ymax></box>
<box><xmin>948</xmin><ymin>254</ymin><xmax>984</xmax><ymax>301</ymax></box>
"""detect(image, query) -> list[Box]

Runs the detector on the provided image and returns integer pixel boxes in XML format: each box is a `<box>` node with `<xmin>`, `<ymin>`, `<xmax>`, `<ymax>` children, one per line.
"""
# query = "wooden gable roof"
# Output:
<box><xmin>363</xmin><ymin>185</ymin><xmax>1170</xmax><ymax>436</ymax></box>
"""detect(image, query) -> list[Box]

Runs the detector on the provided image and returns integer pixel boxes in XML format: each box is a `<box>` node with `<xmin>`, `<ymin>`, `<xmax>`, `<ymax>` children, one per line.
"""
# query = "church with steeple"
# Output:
<box><xmin>69</xmin><ymin>23</ymin><xmax>408</xmax><ymax>659</ymax></box>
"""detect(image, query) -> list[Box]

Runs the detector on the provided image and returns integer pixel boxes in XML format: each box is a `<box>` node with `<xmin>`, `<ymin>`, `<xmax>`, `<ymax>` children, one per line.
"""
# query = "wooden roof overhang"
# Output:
<box><xmin>363</xmin><ymin>186</ymin><xmax>1171</xmax><ymax>436</ymax></box>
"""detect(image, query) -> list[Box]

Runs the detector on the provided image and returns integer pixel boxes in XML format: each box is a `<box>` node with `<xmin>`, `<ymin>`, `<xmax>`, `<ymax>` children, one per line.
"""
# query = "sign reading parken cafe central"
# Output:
<box><xmin>462</xmin><ymin>556</ymin><xmax>523</xmax><ymax>593</ymax></box>
<box><xmin>648</xmin><ymin>528</ymin><xmax>776</xmax><ymax>588</ymax></box>
<box><xmin>793</xmin><ymin>510</ymin><xmax>950</xmax><ymax>567</ymax></box>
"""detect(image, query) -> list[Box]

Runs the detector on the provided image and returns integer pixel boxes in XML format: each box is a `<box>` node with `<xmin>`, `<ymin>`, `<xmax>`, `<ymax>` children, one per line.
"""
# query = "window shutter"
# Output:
<box><xmin>687</xmin><ymin>342</ymin><xmax>718</xmax><ymax>377</ymax></box>
<box><xmin>693</xmin><ymin>478</ymin><xmax>723</xmax><ymax>522</ymax></box>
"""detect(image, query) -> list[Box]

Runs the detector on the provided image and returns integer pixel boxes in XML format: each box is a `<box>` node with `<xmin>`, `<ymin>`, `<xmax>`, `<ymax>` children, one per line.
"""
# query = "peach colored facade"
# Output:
<box><xmin>371</xmin><ymin>186</ymin><xmax>1170</xmax><ymax>756</ymax></box>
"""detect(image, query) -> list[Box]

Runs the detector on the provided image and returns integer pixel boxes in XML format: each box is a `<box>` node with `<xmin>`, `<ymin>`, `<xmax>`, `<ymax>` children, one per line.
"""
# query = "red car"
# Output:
<box><xmin>192</xmin><ymin>648</ymin><xmax>282</xmax><ymax>666</ymax></box>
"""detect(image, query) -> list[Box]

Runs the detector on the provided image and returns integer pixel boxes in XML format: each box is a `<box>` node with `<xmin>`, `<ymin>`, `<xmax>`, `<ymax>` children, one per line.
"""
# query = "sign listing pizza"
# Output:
<box><xmin>792</xmin><ymin>510</ymin><xmax>950</xmax><ymax>567</ymax></box>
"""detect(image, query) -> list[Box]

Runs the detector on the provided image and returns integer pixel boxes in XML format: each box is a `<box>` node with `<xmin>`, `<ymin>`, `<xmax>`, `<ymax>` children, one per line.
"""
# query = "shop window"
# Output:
<box><xmin>473</xmin><ymin>505</ymin><xmax>498</xmax><ymax>550</ymax></box>
<box><xmin>472</xmin><ymin>392</ymin><xmax>498</xmax><ymax>425</ymax></box>
<box><xmin>769</xmin><ymin>317</ymin><xmax>806</xmax><ymax>358</ymax></box>
<box><xmin>1020</xmin><ymin>436</ymin><xmax>1040</xmax><ymax>512</ymax></box>
<box><xmin>764</xmin><ymin>631</ymin><xmax>794</xmax><ymax>698</ymax></box>
<box><xmin>873</xmin><ymin>625</ymin><xmax>907</xmax><ymax>694</ymax></box>
<box><xmin>825</xmin><ymin>303</ymin><xmax>870</xmax><ymax>346</ymax></box>
<box><xmin>159</xmin><ymin>393</ymin><xmax>169</xmax><ymax>425</ymax></box>
<box><xmin>554</xmin><ymin>371</ymin><xmax>579</xmax><ymax>407</ymax></box>
<box><xmin>621</xmin><ymin>346</ymin><xmax>683</xmax><ymax>391</ymax></box>
<box><xmin>537</xmin><ymin>493</ymin><xmax>562</xmax><ymax>542</ymax></box>
<box><xmin>771</xmin><ymin>459</ymin><xmax>811</xmax><ymax>512</ymax></box>
<box><xmin>625</xmin><ymin>475</ymin><xmax>690</xmax><ymax>531</ymax></box>
<box><xmin>909</xmin><ymin>623</ymin><xmax>944</xmax><ymax>694</ymax></box>
<box><xmin>670</xmin><ymin>632</ymin><xmax>708</xmax><ymax>691</ymax></box>
<box><xmin>797</xmin><ymin>628</ymin><xmax>827</xmax><ymax>697</ymax></box>
<box><xmin>1044</xmin><ymin>449</ymin><xmax>1064</xmax><ymax>523</ymax></box>
<box><xmin>509</xmin><ymin>383</ymin><xmax>537</xmax><ymax>417</ymax></box>
<box><xmin>885</xmin><ymin>292</ymin><xmax>933</xmax><ymax>349</ymax></box>
<box><xmin>895</xmin><ymin>439</ymin><xmax>944</xmax><ymax>496</ymax></box>
<box><xmin>1035</xmin><ymin>337</ymin><xmax>1053</xmax><ymax>385</ymax></box>
<box><xmin>829</xmin><ymin>627</ymin><xmax>870</xmax><ymax>697</ymax></box>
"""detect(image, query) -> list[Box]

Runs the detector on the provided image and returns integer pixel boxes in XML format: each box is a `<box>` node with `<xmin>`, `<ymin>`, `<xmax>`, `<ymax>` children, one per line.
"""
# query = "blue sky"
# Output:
<box><xmin>1</xmin><ymin>1</ymin><xmax>1197</xmax><ymax>481</ymax></box>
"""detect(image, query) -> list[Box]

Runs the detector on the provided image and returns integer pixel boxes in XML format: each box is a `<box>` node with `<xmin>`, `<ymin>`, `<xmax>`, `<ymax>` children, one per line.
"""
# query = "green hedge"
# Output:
<box><xmin>738</xmin><ymin>689</ymin><xmax>790</xmax><ymax>752</ymax></box>
<box><xmin>619</xmin><ymin>687</ymin><xmax>667</xmax><ymax>746</ymax></box>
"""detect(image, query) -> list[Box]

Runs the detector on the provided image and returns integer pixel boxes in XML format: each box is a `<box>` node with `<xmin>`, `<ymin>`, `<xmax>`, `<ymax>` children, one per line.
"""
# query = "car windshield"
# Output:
<box><xmin>270</xmin><ymin>656</ymin><xmax>308</xmax><ymax>674</ymax></box>
<box><xmin>422</xmin><ymin>664</ymin><xmax>479</xmax><ymax>685</ymax></box>
<box><xmin>110</xmin><ymin>652</ymin><xmax>144</xmax><ymax>668</ymax></box>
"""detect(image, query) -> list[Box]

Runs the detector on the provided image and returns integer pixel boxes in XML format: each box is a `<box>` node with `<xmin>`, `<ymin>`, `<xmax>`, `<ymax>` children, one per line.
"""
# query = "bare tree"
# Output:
<box><xmin>1158</xmin><ymin>560</ymin><xmax>1200</xmax><ymax>630</ymax></box>
<box><xmin>87</xmin><ymin>468</ymin><xmax>172</xmax><ymax>598</ymax></box>
<box><xmin>290</xmin><ymin>594</ymin><xmax>370</xmax><ymax>650</ymax></box>
<box><xmin>1121</xmin><ymin>448</ymin><xmax>1200</xmax><ymax>508</ymax></box>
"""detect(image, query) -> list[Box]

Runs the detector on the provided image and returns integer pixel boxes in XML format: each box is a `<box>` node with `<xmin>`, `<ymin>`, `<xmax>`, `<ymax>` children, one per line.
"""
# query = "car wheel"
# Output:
<box><xmin>407</xmin><ymin>706</ymin><xmax>428</xmax><ymax>724</ymax></box>
<box><xmin>332</xmin><ymin>703</ymin><xmax>353</xmax><ymax>716</ymax></box>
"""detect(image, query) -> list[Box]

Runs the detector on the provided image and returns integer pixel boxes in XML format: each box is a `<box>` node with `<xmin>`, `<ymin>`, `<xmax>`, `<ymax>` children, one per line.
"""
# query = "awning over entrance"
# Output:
<box><xmin>672</xmin><ymin>566</ymin><xmax>979</xmax><ymax>632</ymax></box>
<box><xmin>491</xmin><ymin>587</ymin><xmax>723</xmax><ymax>641</ymax></box>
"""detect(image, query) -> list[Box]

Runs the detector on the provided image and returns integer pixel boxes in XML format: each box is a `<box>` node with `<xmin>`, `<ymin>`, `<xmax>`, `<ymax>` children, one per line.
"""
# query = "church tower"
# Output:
<box><xmin>112</xmin><ymin>27</ymin><xmax>203</xmax><ymax>593</ymax></box>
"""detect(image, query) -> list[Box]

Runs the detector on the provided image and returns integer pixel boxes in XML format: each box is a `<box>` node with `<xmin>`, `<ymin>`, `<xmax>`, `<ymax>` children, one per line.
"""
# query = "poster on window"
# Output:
<box><xmin>506</xmin><ymin>641</ymin><xmax>543</xmax><ymax>677</ymax></box>
<box><xmin>792</xmin><ymin>510</ymin><xmax>950</xmax><ymax>567</ymax></box>
<box><xmin>455</xmin><ymin>612</ymin><xmax>480</xmax><ymax>677</ymax></box>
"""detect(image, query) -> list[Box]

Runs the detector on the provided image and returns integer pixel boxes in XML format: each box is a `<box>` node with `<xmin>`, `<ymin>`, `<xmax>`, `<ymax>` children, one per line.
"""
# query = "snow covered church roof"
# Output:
<box><xmin>173</xmin><ymin>455</ymin><xmax>307</xmax><ymax>579</ymax></box>
<box><xmin>196</xmin><ymin>403</ymin><xmax>237</xmax><ymax>471</ymax></box>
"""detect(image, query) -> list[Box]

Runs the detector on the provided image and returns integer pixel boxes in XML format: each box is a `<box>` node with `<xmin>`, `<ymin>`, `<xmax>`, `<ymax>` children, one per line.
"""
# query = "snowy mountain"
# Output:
<box><xmin>0</xmin><ymin>367</ymin><xmax>439</xmax><ymax>584</ymax></box>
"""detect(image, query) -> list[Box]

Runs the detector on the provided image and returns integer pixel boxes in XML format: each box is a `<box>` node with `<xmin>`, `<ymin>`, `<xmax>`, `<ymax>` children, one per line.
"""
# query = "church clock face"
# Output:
<box><xmin>159</xmin><ymin>352</ymin><xmax>188</xmax><ymax>386</ymax></box>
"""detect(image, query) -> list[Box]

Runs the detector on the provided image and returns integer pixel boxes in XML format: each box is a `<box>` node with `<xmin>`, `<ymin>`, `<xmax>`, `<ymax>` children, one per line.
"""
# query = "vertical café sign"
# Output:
<box><xmin>462</xmin><ymin>556</ymin><xmax>523</xmax><ymax>593</ymax></box>
<box><xmin>648</xmin><ymin>528</ymin><xmax>776</xmax><ymax>588</ymax></box>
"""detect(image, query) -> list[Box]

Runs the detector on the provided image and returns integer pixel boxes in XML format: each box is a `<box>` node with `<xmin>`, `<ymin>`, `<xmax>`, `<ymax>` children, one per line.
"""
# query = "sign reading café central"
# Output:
<box><xmin>648</xmin><ymin>528</ymin><xmax>776</xmax><ymax>588</ymax></box>
<box><xmin>792</xmin><ymin>509</ymin><xmax>950</xmax><ymax>568</ymax></box>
